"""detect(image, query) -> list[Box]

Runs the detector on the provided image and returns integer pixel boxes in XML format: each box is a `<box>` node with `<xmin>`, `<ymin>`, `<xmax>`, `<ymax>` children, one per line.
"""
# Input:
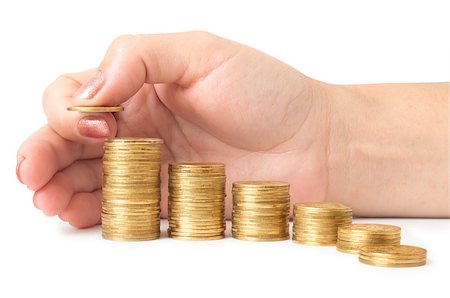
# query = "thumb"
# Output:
<box><xmin>72</xmin><ymin>31</ymin><xmax>239</xmax><ymax>106</ymax></box>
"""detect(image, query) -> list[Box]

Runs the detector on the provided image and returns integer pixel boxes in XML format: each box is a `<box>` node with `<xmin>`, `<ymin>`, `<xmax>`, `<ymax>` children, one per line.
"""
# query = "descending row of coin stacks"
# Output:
<box><xmin>68</xmin><ymin>105</ymin><xmax>427</xmax><ymax>268</ymax></box>
<box><xmin>168</xmin><ymin>163</ymin><xmax>226</xmax><ymax>240</ymax></box>
<box><xmin>336</xmin><ymin>224</ymin><xmax>401</xmax><ymax>254</ymax></box>
<box><xmin>292</xmin><ymin>202</ymin><xmax>352</xmax><ymax>246</ymax></box>
<box><xmin>232</xmin><ymin>181</ymin><xmax>290</xmax><ymax>241</ymax></box>
<box><xmin>358</xmin><ymin>244</ymin><xmax>427</xmax><ymax>267</ymax></box>
<box><xmin>101</xmin><ymin>138</ymin><xmax>163</xmax><ymax>241</ymax></box>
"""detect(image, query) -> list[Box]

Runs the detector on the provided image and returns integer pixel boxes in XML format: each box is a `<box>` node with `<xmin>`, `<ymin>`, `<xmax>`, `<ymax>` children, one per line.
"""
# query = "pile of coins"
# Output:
<box><xmin>336</xmin><ymin>224</ymin><xmax>401</xmax><ymax>254</ymax></box>
<box><xmin>67</xmin><ymin>105</ymin><xmax>428</xmax><ymax>268</ymax></box>
<box><xmin>232</xmin><ymin>181</ymin><xmax>290</xmax><ymax>241</ymax></box>
<box><xmin>359</xmin><ymin>245</ymin><xmax>427</xmax><ymax>267</ymax></box>
<box><xmin>101</xmin><ymin>138</ymin><xmax>163</xmax><ymax>241</ymax></box>
<box><xmin>292</xmin><ymin>202</ymin><xmax>352</xmax><ymax>245</ymax></box>
<box><xmin>168</xmin><ymin>163</ymin><xmax>226</xmax><ymax>240</ymax></box>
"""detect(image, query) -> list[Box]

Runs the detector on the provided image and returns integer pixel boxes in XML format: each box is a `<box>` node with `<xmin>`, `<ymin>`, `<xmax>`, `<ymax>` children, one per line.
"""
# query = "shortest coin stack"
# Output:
<box><xmin>292</xmin><ymin>202</ymin><xmax>352</xmax><ymax>246</ymax></box>
<box><xmin>168</xmin><ymin>163</ymin><xmax>226</xmax><ymax>240</ymax></box>
<box><xmin>337</xmin><ymin>224</ymin><xmax>401</xmax><ymax>254</ymax></box>
<box><xmin>359</xmin><ymin>245</ymin><xmax>427</xmax><ymax>267</ymax></box>
<box><xmin>232</xmin><ymin>181</ymin><xmax>290</xmax><ymax>241</ymax></box>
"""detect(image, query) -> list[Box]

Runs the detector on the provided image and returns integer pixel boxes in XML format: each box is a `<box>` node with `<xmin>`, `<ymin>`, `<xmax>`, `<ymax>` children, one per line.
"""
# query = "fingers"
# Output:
<box><xmin>71</xmin><ymin>31</ymin><xmax>241</xmax><ymax>106</ymax></box>
<box><xmin>33</xmin><ymin>159</ymin><xmax>102</xmax><ymax>216</ymax></box>
<box><xmin>43</xmin><ymin>32</ymin><xmax>240</xmax><ymax>144</ymax></box>
<box><xmin>43</xmin><ymin>71</ymin><xmax>118</xmax><ymax>144</ymax></box>
<box><xmin>59</xmin><ymin>190</ymin><xmax>103</xmax><ymax>229</ymax></box>
<box><xmin>18</xmin><ymin>126</ymin><xmax>104</xmax><ymax>228</ymax></box>
<box><xmin>17</xmin><ymin>126</ymin><xmax>103</xmax><ymax>190</ymax></box>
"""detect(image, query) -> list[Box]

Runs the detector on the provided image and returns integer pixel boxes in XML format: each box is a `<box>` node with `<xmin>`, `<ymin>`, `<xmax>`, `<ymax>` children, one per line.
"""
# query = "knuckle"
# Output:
<box><xmin>191</xmin><ymin>31</ymin><xmax>216</xmax><ymax>42</ymax></box>
<box><xmin>42</xmin><ymin>82</ymin><xmax>57</xmax><ymax>116</ymax></box>
<box><xmin>109</xmin><ymin>34</ymin><xmax>138</xmax><ymax>52</ymax></box>
<box><xmin>42</xmin><ymin>73</ymin><xmax>68</xmax><ymax>106</ymax></box>
<box><xmin>42</xmin><ymin>77</ymin><xmax>57</xmax><ymax>105</ymax></box>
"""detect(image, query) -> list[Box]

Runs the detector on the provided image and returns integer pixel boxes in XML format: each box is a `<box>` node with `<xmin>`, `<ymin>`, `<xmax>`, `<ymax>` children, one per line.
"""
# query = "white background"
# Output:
<box><xmin>0</xmin><ymin>0</ymin><xmax>449</xmax><ymax>297</ymax></box>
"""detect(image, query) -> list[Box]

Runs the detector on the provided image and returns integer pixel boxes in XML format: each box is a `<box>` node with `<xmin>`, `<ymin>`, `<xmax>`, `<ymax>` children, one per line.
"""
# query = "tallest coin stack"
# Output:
<box><xmin>101</xmin><ymin>138</ymin><xmax>164</xmax><ymax>241</ymax></box>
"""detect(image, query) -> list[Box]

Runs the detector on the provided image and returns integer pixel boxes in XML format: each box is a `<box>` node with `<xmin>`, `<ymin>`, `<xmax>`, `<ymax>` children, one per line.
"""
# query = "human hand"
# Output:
<box><xmin>17</xmin><ymin>32</ymin><xmax>330</xmax><ymax>228</ymax></box>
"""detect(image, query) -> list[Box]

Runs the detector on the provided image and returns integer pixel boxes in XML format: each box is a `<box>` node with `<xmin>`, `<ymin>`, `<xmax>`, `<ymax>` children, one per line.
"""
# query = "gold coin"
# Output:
<box><xmin>359</xmin><ymin>245</ymin><xmax>427</xmax><ymax>259</ymax></box>
<box><xmin>294</xmin><ymin>202</ymin><xmax>351</xmax><ymax>211</ymax></box>
<box><xmin>105</xmin><ymin>137</ymin><xmax>163</xmax><ymax>143</ymax></box>
<box><xmin>167</xmin><ymin>233</ymin><xmax>224</xmax><ymax>241</ymax></box>
<box><xmin>358</xmin><ymin>254</ymin><xmax>426</xmax><ymax>264</ymax></box>
<box><xmin>232</xmin><ymin>233</ymin><xmax>290</xmax><ymax>242</ymax></box>
<box><xmin>337</xmin><ymin>240</ymin><xmax>401</xmax><ymax>254</ymax></box>
<box><xmin>338</xmin><ymin>224</ymin><xmax>401</xmax><ymax>235</ymax></box>
<box><xmin>359</xmin><ymin>258</ymin><xmax>426</xmax><ymax>268</ymax></box>
<box><xmin>293</xmin><ymin>239</ymin><xmax>336</xmax><ymax>246</ymax></box>
<box><xmin>67</xmin><ymin>106</ymin><xmax>124</xmax><ymax>113</ymax></box>
<box><xmin>358</xmin><ymin>245</ymin><xmax>427</xmax><ymax>268</ymax></box>
<box><xmin>102</xmin><ymin>233</ymin><xmax>160</xmax><ymax>242</ymax></box>
<box><xmin>233</xmin><ymin>180</ymin><xmax>289</xmax><ymax>187</ymax></box>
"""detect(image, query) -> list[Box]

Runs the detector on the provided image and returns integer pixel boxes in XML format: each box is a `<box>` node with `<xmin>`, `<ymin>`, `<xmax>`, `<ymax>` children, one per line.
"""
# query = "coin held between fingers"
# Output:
<box><xmin>67</xmin><ymin>106</ymin><xmax>124</xmax><ymax>113</ymax></box>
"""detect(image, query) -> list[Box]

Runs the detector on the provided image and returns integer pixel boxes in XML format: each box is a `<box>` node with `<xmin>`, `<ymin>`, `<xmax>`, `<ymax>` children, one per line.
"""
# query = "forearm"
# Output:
<box><xmin>326</xmin><ymin>82</ymin><xmax>449</xmax><ymax>217</ymax></box>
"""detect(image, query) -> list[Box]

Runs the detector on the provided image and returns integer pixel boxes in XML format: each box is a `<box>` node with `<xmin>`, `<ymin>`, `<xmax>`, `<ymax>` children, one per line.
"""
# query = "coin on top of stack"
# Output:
<box><xmin>359</xmin><ymin>244</ymin><xmax>427</xmax><ymax>267</ymax></box>
<box><xmin>292</xmin><ymin>202</ymin><xmax>352</xmax><ymax>246</ymax></box>
<box><xmin>232</xmin><ymin>181</ymin><xmax>290</xmax><ymax>241</ymax></box>
<box><xmin>336</xmin><ymin>224</ymin><xmax>401</xmax><ymax>254</ymax></box>
<box><xmin>168</xmin><ymin>163</ymin><xmax>226</xmax><ymax>240</ymax></box>
<box><xmin>101</xmin><ymin>138</ymin><xmax>163</xmax><ymax>241</ymax></box>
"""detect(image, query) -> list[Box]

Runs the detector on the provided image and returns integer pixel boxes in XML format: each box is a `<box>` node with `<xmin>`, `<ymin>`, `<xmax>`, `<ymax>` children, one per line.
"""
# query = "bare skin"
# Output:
<box><xmin>16</xmin><ymin>32</ymin><xmax>449</xmax><ymax>228</ymax></box>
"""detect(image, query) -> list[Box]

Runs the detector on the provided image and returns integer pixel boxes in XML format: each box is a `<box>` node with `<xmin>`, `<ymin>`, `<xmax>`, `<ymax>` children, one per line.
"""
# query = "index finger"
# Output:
<box><xmin>43</xmin><ymin>70</ymin><xmax>118</xmax><ymax>144</ymax></box>
<box><xmin>71</xmin><ymin>32</ymin><xmax>241</xmax><ymax>106</ymax></box>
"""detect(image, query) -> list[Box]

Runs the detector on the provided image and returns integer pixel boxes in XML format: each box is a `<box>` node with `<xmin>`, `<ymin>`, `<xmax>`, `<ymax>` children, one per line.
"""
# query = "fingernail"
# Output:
<box><xmin>16</xmin><ymin>157</ymin><xmax>25</xmax><ymax>184</ymax></box>
<box><xmin>72</xmin><ymin>69</ymin><xmax>106</xmax><ymax>99</ymax></box>
<box><xmin>78</xmin><ymin>117</ymin><xmax>111</xmax><ymax>138</ymax></box>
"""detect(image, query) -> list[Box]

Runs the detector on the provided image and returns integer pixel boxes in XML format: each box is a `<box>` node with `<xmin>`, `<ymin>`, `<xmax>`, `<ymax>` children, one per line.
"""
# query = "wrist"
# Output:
<box><xmin>323</xmin><ymin>83</ymin><xmax>359</xmax><ymax>207</ymax></box>
<box><xmin>324</xmin><ymin>82</ymin><xmax>449</xmax><ymax>217</ymax></box>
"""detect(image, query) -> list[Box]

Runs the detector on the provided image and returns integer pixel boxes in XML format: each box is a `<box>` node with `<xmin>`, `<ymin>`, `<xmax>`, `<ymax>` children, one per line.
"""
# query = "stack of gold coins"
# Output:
<box><xmin>336</xmin><ymin>224</ymin><xmax>401</xmax><ymax>254</ymax></box>
<box><xmin>232</xmin><ymin>181</ymin><xmax>290</xmax><ymax>241</ymax></box>
<box><xmin>101</xmin><ymin>138</ymin><xmax>163</xmax><ymax>241</ymax></box>
<box><xmin>168</xmin><ymin>163</ymin><xmax>226</xmax><ymax>240</ymax></box>
<box><xmin>292</xmin><ymin>202</ymin><xmax>352</xmax><ymax>245</ymax></box>
<box><xmin>359</xmin><ymin>244</ymin><xmax>427</xmax><ymax>267</ymax></box>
